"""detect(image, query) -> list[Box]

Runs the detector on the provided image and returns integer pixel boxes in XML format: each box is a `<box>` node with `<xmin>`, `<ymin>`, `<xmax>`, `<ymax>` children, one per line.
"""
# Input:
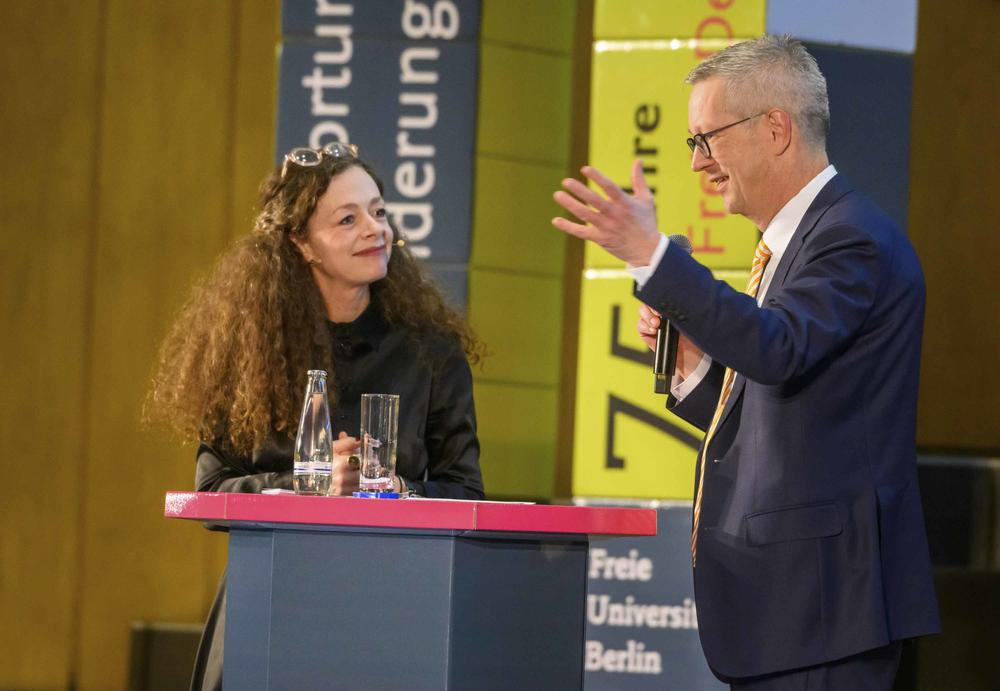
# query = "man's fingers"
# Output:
<box><xmin>639</xmin><ymin>304</ymin><xmax>661</xmax><ymax>321</ymax></box>
<box><xmin>553</xmin><ymin>190</ymin><xmax>602</xmax><ymax>226</ymax></box>
<box><xmin>581</xmin><ymin>165</ymin><xmax>627</xmax><ymax>201</ymax></box>
<box><xmin>637</xmin><ymin>322</ymin><xmax>658</xmax><ymax>351</ymax></box>
<box><xmin>551</xmin><ymin>215</ymin><xmax>593</xmax><ymax>239</ymax></box>
<box><xmin>562</xmin><ymin>178</ymin><xmax>610</xmax><ymax>212</ymax></box>
<box><xmin>631</xmin><ymin>159</ymin><xmax>653</xmax><ymax>200</ymax></box>
<box><xmin>637</xmin><ymin>316</ymin><xmax>658</xmax><ymax>336</ymax></box>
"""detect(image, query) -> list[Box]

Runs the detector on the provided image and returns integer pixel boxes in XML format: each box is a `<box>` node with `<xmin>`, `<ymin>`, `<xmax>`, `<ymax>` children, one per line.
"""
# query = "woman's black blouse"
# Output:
<box><xmin>194</xmin><ymin>303</ymin><xmax>484</xmax><ymax>499</ymax></box>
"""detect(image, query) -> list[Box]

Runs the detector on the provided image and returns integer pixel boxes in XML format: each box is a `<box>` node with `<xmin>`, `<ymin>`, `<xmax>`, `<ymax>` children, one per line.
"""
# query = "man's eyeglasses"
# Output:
<box><xmin>281</xmin><ymin>141</ymin><xmax>359</xmax><ymax>179</ymax></box>
<box><xmin>686</xmin><ymin>113</ymin><xmax>765</xmax><ymax>159</ymax></box>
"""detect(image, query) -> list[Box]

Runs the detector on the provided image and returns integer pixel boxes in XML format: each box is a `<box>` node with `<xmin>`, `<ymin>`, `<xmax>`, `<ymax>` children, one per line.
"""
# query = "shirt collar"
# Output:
<box><xmin>326</xmin><ymin>298</ymin><xmax>389</xmax><ymax>350</ymax></box>
<box><xmin>762</xmin><ymin>164</ymin><xmax>837</xmax><ymax>261</ymax></box>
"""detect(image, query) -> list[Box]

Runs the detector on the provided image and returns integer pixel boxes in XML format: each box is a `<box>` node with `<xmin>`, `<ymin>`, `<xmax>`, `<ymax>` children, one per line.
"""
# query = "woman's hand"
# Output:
<box><xmin>637</xmin><ymin>304</ymin><xmax>706</xmax><ymax>380</ymax></box>
<box><xmin>329</xmin><ymin>431</ymin><xmax>361</xmax><ymax>496</ymax></box>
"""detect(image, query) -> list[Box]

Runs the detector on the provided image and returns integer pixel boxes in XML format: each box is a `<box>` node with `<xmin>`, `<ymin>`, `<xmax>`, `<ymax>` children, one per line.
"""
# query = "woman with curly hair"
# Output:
<box><xmin>148</xmin><ymin>143</ymin><xmax>484</xmax><ymax>690</ymax></box>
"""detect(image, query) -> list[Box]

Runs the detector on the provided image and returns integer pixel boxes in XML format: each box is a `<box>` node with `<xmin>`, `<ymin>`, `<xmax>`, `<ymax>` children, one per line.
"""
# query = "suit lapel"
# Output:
<box><xmin>715</xmin><ymin>372</ymin><xmax>746</xmax><ymax>439</ymax></box>
<box><xmin>711</xmin><ymin>175</ymin><xmax>854</xmax><ymax>436</ymax></box>
<box><xmin>768</xmin><ymin>174</ymin><xmax>853</xmax><ymax>292</ymax></box>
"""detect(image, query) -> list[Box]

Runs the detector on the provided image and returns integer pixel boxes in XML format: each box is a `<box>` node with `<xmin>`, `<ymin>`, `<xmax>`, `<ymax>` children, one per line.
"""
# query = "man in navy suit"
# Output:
<box><xmin>552</xmin><ymin>35</ymin><xmax>939</xmax><ymax>689</ymax></box>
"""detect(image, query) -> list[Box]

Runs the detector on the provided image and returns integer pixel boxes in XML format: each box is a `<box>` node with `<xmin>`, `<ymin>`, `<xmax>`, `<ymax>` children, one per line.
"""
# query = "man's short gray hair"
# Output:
<box><xmin>686</xmin><ymin>35</ymin><xmax>830</xmax><ymax>151</ymax></box>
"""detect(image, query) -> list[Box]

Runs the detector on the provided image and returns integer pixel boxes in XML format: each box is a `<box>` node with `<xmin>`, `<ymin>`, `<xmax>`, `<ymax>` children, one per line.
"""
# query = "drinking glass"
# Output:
<box><xmin>359</xmin><ymin>393</ymin><xmax>399</xmax><ymax>493</ymax></box>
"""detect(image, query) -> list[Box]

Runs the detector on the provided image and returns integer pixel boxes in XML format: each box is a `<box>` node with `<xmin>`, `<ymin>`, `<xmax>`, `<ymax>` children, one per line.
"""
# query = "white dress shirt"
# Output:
<box><xmin>629</xmin><ymin>165</ymin><xmax>838</xmax><ymax>399</ymax></box>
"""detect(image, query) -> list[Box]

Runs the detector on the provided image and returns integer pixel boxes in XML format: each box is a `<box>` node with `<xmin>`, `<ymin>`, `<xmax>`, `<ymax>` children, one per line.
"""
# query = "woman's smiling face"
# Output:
<box><xmin>294</xmin><ymin>165</ymin><xmax>393</xmax><ymax>290</ymax></box>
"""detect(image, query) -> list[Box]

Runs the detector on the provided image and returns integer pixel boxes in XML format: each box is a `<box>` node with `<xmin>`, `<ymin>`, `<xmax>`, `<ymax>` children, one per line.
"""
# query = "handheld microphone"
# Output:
<box><xmin>654</xmin><ymin>234</ymin><xmax>693</xmax><ymax>394</ymax></box>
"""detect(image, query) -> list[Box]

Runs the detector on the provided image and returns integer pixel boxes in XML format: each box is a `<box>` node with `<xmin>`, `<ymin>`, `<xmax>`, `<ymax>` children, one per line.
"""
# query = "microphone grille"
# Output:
<box><xmin>667</xmin><ymin>233</ymin><xmax>694</xmax><ymax>254</ymax></box>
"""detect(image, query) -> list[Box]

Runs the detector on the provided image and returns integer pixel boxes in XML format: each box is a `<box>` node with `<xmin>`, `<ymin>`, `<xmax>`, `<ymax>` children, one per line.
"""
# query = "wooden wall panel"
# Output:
<box><xmin>470</xmin><ymin>0</ymin><xmax>577</xmax><ymax>499</ymax></box>
<box><xmin>195</xmin><ymin>0</ymin><xmax>283</xmax><ymax>611</ymax></box>
<box><xmin>71</xmin><ymin>1</ymin><xmax>279</xmax><ymax>688</ymax></box>
<box><xmin>0</xmin><ymin>2</ymin><xmax>102</xmax><ymax>688</ymax></box>
<box><xmin>74</xmin><ymin>1</ymin><xmax>237</xmax><ymax>685</ymax></box>
<box><xmin>228</xmin><ymin>0</ymin><xmax>281</xmax><ymax>246</ymax></box>
<box><xmin>909</xmin><ymin>0</ymin><xmax>1000</xmax><ymax>452</ymax></box>
<box><xmin>209</xmin><ymin>0</ymin><xmax>282</xmax><ymax>611</ymax></box>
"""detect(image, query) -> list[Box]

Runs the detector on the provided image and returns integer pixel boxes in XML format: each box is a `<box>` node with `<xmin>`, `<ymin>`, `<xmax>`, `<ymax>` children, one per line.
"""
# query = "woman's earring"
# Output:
<box><xmin>308</xmin><ymin>257</ymin><xmax>322</xmax><ymax>266</ymax></box>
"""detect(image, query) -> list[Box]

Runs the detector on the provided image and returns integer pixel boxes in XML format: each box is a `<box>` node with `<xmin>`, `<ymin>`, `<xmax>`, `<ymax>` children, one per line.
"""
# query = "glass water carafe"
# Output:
<box><xmin>293</xmin><ymin>370</ymin><xmax>333</xmax><ymax>495</ymax></box>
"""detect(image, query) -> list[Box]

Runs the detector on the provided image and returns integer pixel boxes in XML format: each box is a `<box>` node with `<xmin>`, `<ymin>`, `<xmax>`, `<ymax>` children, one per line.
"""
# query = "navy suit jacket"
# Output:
<box><xmin>637</xmin><ymin>174</ymin><xmax>940</xmax><ymax>679</ymax></box>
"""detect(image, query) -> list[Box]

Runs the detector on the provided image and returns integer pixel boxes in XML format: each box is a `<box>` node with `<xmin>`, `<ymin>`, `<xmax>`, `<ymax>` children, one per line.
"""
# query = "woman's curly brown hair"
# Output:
<box><xmin>147</xmin><ymin>153</ymin><xmax>482</xmax><ymax>455</ymax></box>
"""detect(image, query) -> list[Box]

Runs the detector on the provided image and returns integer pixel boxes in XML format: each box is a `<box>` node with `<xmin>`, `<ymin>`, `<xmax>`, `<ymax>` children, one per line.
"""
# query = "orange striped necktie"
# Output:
<box><xmin>691</xmin><ymin>238</ymin><xmax>772</xmax><ymax>566</ymax></box>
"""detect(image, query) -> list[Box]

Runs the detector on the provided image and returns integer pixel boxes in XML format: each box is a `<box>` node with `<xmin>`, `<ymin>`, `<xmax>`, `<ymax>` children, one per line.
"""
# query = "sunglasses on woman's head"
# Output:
<box><xmin>280</xmin><ymin>142</ymin><xmax>360</xmax><ymax>179</ymax></box>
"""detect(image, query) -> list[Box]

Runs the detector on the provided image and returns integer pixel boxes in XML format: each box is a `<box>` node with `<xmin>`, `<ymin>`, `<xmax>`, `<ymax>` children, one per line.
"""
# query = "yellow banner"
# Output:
<box><xmin>571</xmin><ymin>2</ymin><xmax>766</xmax><ymax>499</ymax></box>
<box><xmin>586</xmin><ymin>41</ymin><xmax>761</xmax><ymax>270</ymax></box>
<box><xmin>572</xmin><ymin>270</ymin><xmax>747</xmax><ymax>499</ymax></box>
<box><xmin>594</xmin><ymin>0</ymin><xmax>765</xmax><ymax>41</ymax></box>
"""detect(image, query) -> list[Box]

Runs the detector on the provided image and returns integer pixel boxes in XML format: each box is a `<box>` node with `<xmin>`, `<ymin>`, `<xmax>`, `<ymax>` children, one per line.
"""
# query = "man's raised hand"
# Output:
<box><xmin>551</xmin><ymin>160</ymin><xmax>661</xmax><ymax>266</ymax></box>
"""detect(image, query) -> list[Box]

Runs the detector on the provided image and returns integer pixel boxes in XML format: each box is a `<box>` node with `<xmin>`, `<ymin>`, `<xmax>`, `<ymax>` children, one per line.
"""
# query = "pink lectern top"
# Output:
<box><xmin>164</xmin><ymin>491</ymin><xmax>656</xmax><ymax>537</ymax></box>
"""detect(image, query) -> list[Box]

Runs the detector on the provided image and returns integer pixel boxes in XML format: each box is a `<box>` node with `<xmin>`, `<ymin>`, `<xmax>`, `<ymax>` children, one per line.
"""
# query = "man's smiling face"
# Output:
<box><xmin>688</xmin><ymin>76</ymin><xmax>770</xmax><ymax>226</ymax></box>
